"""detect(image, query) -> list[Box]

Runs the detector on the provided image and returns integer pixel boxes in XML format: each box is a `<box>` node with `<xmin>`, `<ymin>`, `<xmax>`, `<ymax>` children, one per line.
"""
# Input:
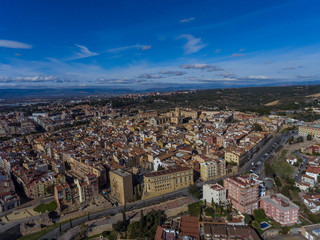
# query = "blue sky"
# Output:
<box><xmin>0</xmin><ymin>0</ymin><xmax>319</xmax><ymax>89</ymax></box>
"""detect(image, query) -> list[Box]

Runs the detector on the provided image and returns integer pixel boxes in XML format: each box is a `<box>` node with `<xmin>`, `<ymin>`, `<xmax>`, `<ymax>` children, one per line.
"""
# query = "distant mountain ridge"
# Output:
<box><xmin>0</xmin><ymin>80</ymin><xmax>320</xmax><ymax>100</ymax></box>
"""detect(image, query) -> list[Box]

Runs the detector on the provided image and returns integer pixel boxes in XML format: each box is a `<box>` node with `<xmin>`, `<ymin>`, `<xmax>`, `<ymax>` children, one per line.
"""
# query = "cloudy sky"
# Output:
<box><xmin>0</xmin><ymin>0</ymin><xmax>319</xmax><ymax>89</ymax></box>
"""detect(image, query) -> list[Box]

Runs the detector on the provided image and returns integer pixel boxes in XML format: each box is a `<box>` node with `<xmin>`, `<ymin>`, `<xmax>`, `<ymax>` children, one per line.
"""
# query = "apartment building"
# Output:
<box><xmin>224</xmin><ymin>149</ymin><xmax>246</xmax><ymax>166</ymax></box>
<box><xmin>224</xmin><ymin>175</ymin><xmax>260</xmax><ymax>214</ymax></box>
<box><xmin>143</xmin><ymin>166</ymin><xmax>193</xmax><ymax>199</ymax></box>
<box><xmin>54</xmin><ymin>183</ymin><xmax>71</xmax><ymax>209</ymax></box>
<box><xmin>260</xmin><ymin>194</ymin><xmax>299</xmax><ymax>225</ymax></box>
<box><xmin>203</xmin><ymin>183</ymin><xmax>227</xmax><ymax>205</ymax></box>
<box><xmin>200</xmin><ymin>159</ymin><xmax>225</xmax><ymax>181</ymax></box>
<box><xmin>63</xmin><ymin>153</ymin><xmax>107</xmax><ymax>187</ymax></box>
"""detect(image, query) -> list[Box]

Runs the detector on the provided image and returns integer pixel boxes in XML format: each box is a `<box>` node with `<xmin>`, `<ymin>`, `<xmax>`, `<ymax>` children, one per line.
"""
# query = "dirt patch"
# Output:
<box><xmin>264</xmin><ymin>100</ymin><xmax>279</xmax><ymax>106</ymax></box>
<box><xmin>306</xmin><ymin>93</ymin><xmax>320</xmax><ymax>98</ymax></box>
<box><xmin>283</xmin><ymin>138</ymin><xmax>319</xmax><ymax>152</ymax></box>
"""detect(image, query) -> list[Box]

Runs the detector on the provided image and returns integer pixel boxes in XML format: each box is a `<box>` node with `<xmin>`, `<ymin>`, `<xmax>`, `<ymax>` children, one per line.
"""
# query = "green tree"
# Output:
<box><xmin>252</xmin><ymin>220</ymin><xmax>261</xmax><ymax>231</ymax></box>
<box><xmin>113</xmin><ymin>220</ymin><xmax>127</xmax><ymax>233</ymax></box>
<box><xmin>122</xmin><ymin>211</ymin><xmax>126</xmax><ymax>225</ymax></box>
<box><xmin>204</xmin><ymin>207</ymin><xmax>214</xmax><ymax>217</ymax></box>
<box><xmin>244</xmin><ymin>214</ymin><xmax>252</xmax><ymax>225</ymax></box>
<box><xmin>280</xmin><ymin>185</ymin><xmax>291</xmax><ymax>198</ymax></box>
<box><xmin>135</xmin><ymin>186</ymin><xmax>139</xmax><ymax>201</ymax></box>
<box><xmin>139</xmin><ymin>210</ymin><xmax>145</xmax><ymax>231</ymax></box>
<box><xmin>188</xmin><ymin>202</ymin><xmax>201</xmax><ymax>216</ymax></box>
<box><xmin>157</xmin><ymin>165</ymin><xmax>165</xmax><ymax>171</ymax></box>
<box><xmin>275</xmin><ymin>177</ymin><xmax>282</xmax><ymax>187</ymax></box>
<box><xmin>45</xmin><ymin>185</ymin><xmax>54</xmax><ymax>195</ymax></box>
<box><xmin>216</xmin><ymin>205</ymin><xmax>223</xmax><ymax>217</ymax></box>
<box><xmin>281</xmin><ymin>226</ymin><xmax>290</xmax><ymax>235</ymax></box>
<box><xmin>76</xmin><ymin>223</ymin><xmax>88</xmax><ymax>240</ymax></box>
<box><xmin>188</xmin><ymin>185</ymin><xmax>200</xmax><ymax>199</ymax></box>
<box><xmin>307</xmin><ymin>134</ymin><xmax>313</xmax><ymax>141</ymax></box>
<box><xmin>253</xmin><ymin>209</ymin><xmax>266</xmax><ymax>223</ymax></box>
<box><xmin>264</xmin><ymin>162</ymin><xmax>273</xmax><ymax>177</ymax></box>
<box><xmin>253</xmin><ymin>123</ymin><xmax>262</xmax><ymax>131</ymax></box>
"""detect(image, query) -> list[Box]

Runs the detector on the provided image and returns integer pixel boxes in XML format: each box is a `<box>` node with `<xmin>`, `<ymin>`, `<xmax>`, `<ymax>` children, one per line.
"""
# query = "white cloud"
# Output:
<box><xmin>176</xmin><ymin>34</ymin><xmax>207</xmax><ymax>54</ymax></box>
<box><xmin>141</xmin><ymin>45</ymin><xmax>151</xmax><ymax>50</ymax></box>
<box><xmin>180</xmin><ymin>64</ymin><xmax>223</xmax><ymax>72</ymax></box>
<box><xmin>0</xmin><ymin>40</ymin><xmax>32</xmax><ymax>49</ymax></box>
<box><xmin>74</xmin><ymin>44</ymin><xmax>99</xmax><ymax>59</ymax></box>
<box><xmin>107</xmin><ymin>44</ymin><xmax>139</xmax><ymax>53</ymax></box>
<box><xmin>244</xmin><ymin>75</ymin><xmax>273</xmax><ymax>80</ymax></box>
<box><xmin>180</xmin><ymin>17</ymin><xmax>195</xmax><ymax>23</ymax></box>
<box><xmin>107</xmin><ymin>44</ymin><xmax>151</xmax><ymax>53</ymax></box>
<box><xmin>297</xmin><ymin>75</ymin><xmax>317</xmax><ymax>79</ymax></box>
<box><xmin>231</xmin><ymin>53</ymin><xmax>245</xmax><ymax>57</ymax></box>
<box><xmin>138</xmin><ymin>73</ymin><xmax>162</xmax><ymax>79</ymax></box>
<box><xmin>0</xmin><ymin>75</ymin><xmax>57</xmax><ymax>82</ymax></box>
<box><xmin>159</xmin><ymin>71</ymin><xmax>186</xmax><ymax>76</ymax></box>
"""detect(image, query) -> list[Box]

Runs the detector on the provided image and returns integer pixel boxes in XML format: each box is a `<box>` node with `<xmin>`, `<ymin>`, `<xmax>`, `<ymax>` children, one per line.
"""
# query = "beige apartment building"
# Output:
<box><xmin>142</xmin><ymin>166</ymin><xmax>193</xmax><ymax>199</ymax></box>
<box><xmin>200</xmin><ymin>159</ymin><xmax>226</xmax><ymax>181</ymax></box>
<box><xmin>109</xmin><ymin>169</ymin><xmax>133</xmax><ymax>205</ymax></box>
<box><xmin>224</xmin><ymin>149</ymin><xmax>245</xmax><ymax>165</ymax></box>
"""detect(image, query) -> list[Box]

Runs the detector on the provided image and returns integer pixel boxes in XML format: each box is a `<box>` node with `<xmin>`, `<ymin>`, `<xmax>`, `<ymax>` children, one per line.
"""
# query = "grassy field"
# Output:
<box><xmin>271</xmin><ymin>150</ymin><xmax>294</xmax><ymax>179</ymax></box>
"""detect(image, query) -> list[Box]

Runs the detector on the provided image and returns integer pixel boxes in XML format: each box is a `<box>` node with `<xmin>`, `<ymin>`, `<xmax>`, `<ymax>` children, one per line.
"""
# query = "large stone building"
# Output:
<box><xmin>224</xmin><ymin>175</ymin><xmax>260</xmax><ymax>214</ymax></box>
<box><xmin>109</xmin><ymin>169</ymin><xmax>133</xmax><ymax>205</ymax></box>
<box><xmin>299</xmin><ymin>124</ymin><xmax>320</xmax><ymax>138</ymax></box>
<box><xmin>143</xmin><ymin>166</ymin><xmax>193</xmax><ymax>199</ymax></box>
<box><xmin>200</xmin><ymin>159</ymin><xmax>225</xmax><ymax>181</ymax></box>
<box><xmin>203</xmin><ymin>224</ymin><xmax>260</xmax><ymax>240</ymax></box>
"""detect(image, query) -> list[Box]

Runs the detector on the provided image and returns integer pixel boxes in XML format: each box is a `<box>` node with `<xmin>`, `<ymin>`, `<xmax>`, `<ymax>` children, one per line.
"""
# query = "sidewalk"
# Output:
<box><xmin>1</xmin><ymin>206</ymin><xmax>40</xmax><ymax>223</ymax></box>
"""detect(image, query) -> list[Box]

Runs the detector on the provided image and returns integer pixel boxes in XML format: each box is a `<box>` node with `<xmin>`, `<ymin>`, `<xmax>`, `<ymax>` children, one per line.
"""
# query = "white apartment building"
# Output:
<box><xmin>203</xmin><ymin>183</ymin><xmax>227</xmax><ymax>205</ymax></box>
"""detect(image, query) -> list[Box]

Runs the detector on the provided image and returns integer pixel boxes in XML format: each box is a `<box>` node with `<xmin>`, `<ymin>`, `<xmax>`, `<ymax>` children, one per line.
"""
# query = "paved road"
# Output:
<box><xmin>294</xmin><ymin>151</ymin><xmax>311</xmax><ymax>182</ymax></box>
<box><xmin>3</xmin><ymin>131</ymin><xmax>296</xmax><ymax>240</ymax></box>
